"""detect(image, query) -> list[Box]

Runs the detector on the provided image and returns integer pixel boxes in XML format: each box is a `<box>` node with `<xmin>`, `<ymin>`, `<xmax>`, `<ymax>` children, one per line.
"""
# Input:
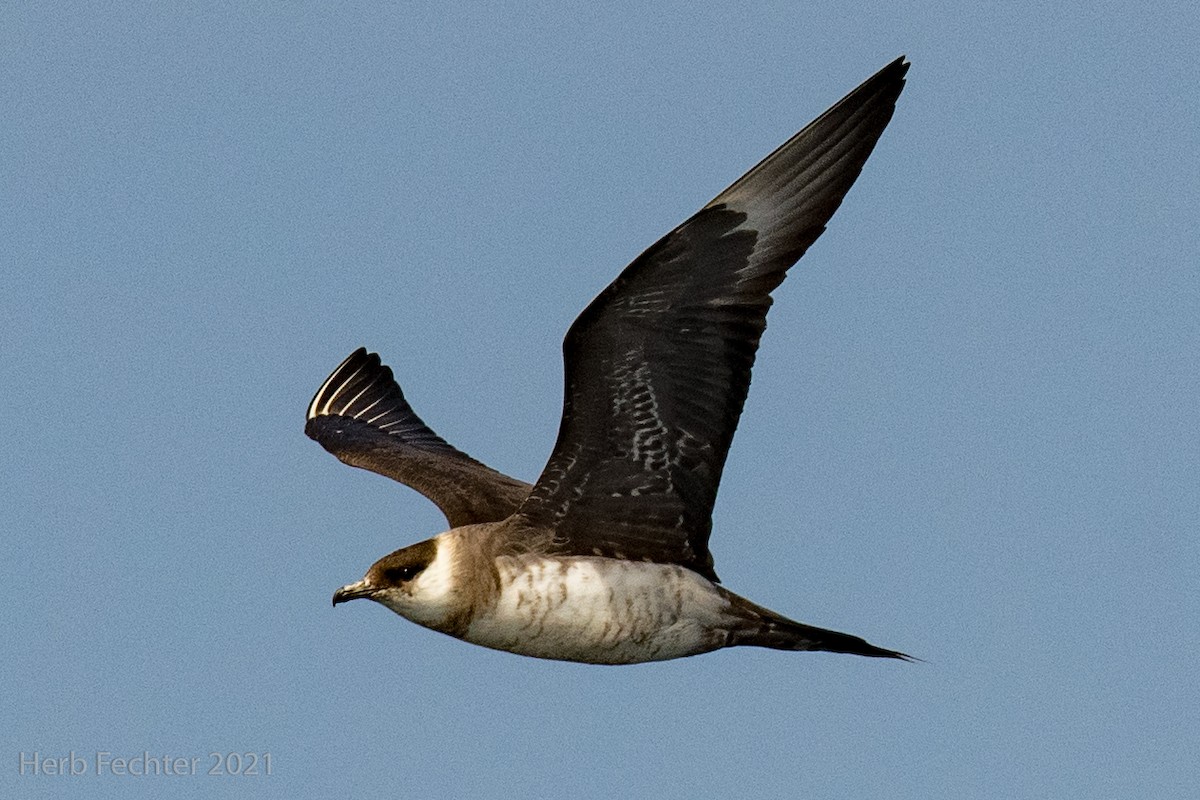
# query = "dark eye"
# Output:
<box><xmin>384</xmin><ymin>565</ymin><xmax>421</xmax><ymax>584</ymax></box>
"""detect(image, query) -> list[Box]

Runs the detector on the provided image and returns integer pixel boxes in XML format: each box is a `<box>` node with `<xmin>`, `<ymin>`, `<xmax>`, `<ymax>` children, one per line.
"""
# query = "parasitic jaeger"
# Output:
<box><xmin>309</xmin><ymin>57</ymin><xmax>913</xmax><ymax>665</ymax></box>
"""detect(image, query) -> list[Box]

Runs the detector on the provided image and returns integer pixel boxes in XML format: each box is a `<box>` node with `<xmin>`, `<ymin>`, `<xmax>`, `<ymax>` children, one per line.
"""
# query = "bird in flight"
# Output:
<box><xmin>308</xmin><ymin>57</ymin><xmax>912</xmax><ymax>664</ymax></box>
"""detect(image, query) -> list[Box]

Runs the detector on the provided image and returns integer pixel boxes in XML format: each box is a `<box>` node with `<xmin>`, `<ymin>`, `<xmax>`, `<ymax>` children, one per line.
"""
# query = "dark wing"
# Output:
<box><xmin>306</xmin><ymin>348</ymin><xmax>531</xmax><ymax>528</ymax></box>
<box><xmin>515</xmin><ymin>58</ymin><xmax>909</xmax><ymax>580</ymax></box>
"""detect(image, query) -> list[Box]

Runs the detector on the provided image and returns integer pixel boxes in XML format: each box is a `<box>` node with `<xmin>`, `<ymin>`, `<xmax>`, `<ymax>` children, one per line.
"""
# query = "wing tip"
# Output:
<box><xmin>306</xmin><ymin>347</ymin><xmax>389</xmax><ymax>421</ymax></box>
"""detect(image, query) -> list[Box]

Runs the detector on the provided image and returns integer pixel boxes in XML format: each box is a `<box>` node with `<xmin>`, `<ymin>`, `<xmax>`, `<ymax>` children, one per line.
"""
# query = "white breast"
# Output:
<box><xmin>463</xmin><ymin>557</ymin><xmax>738</xmax><ymax>664</ymax></box>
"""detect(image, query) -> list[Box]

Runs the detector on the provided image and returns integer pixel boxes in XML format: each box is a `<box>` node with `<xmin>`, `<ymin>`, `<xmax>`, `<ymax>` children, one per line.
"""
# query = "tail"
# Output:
<box><xmin>722</xmin><ymin>590</ymin><xmax>914</xmax><ymax>661</ymax></box>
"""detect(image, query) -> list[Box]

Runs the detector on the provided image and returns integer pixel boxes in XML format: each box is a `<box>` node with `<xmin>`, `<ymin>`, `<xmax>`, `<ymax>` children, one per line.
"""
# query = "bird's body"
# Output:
<box><xmin>336</xmin><ymin>525</ymin><xmax>730</xmax><ymax>664</ymax></box>
<box><xmin>334</xmin><ymin>523</ymin><xmax>904</xmax><ymax>664</ymax></box>
<box><xmin>313</xmin><ymin>57</ymin><xmax>914</xmax><ymax>665</ymax></box>
<box><xmin>470</xmin><ymin>548</ymin><xmax>734</xmax><ymax>665</ymax></box>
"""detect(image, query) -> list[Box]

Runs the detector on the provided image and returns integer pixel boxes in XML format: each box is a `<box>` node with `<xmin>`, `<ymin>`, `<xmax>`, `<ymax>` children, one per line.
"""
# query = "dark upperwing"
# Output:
<box><xmin>306</xmin><ymin>348</ymin><xmax>531</xmax><ymax>528</ymax></box>
<box><xmin>515</xmin><ymin>58</ymin><xmax>909</xmax><ymax>580</ymax></box>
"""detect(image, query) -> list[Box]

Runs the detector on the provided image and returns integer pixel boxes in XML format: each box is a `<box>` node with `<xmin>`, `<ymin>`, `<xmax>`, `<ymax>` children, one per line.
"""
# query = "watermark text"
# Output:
<box><xmin>18</xmin><ymin>750</ymin><xmax>273</xmax><ymax>778</ymax></box>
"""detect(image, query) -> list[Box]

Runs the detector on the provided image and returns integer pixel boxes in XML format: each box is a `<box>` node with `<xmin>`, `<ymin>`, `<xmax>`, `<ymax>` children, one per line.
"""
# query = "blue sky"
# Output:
<box><xmin>4</xmin><ymin>2</ymin><xmax>1197</xmax><ymax>798</ymax></box>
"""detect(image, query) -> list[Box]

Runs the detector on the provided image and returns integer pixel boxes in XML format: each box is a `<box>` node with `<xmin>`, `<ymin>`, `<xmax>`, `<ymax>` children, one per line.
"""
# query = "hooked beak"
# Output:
<box><xmin>332</xmin><ymin>579</ymin><xmax>375</xmax><ymax>607</ymax></box>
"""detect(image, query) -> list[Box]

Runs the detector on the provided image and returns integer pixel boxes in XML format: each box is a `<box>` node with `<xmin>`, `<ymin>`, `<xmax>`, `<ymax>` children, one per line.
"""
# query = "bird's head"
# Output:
<box><xmin>332</xmin><ymin>535</ymin><xmax>461</xmax><ymax>630</ymax></box>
